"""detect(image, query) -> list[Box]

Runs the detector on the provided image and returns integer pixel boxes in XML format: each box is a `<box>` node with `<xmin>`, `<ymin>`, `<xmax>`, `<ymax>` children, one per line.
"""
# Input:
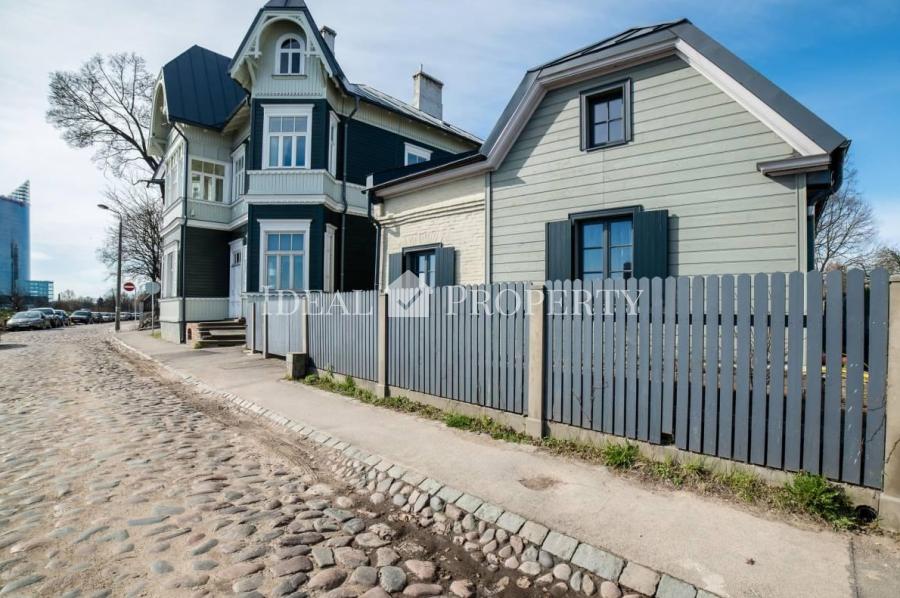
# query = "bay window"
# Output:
<box><xmin>190</xmin><ymin>159</ymin><xmax>225</xmax><ymax>202</ymax></box>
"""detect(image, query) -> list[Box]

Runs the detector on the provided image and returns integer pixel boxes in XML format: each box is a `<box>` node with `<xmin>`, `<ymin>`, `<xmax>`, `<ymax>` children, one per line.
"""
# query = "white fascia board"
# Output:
<box><xmin>674</xmin><ymin>40</ymin><xmax>824</xmax><ymax>156</ymax></box>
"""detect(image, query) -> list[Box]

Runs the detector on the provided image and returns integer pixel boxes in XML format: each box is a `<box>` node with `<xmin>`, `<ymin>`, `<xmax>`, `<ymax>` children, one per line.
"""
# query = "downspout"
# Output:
<box><xmin>485</xmin><ymin>171</ymin><xmax>492</xmax><ymax>284</ymax></box>
<box><xmin>370</xmin><ymin>192</ymin><xmax>381</xmax><ymax>291</ymax></box>
<box><xmin>340</xmin><ymin>96</ymin><xmax>360</xmax><ymax>292</ymax></box>
<box><xmin>172</xmin><ymin>123</ymin><xmax>189</xmax><ymax>344</ymax></box>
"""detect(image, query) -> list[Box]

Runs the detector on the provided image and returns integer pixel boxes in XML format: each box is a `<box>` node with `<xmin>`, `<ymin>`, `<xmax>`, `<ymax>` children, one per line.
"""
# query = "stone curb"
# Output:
<box><xmin>110</xmin><ymin>337</ymin><xmax>718</xmax><ymax>598</ymax></box>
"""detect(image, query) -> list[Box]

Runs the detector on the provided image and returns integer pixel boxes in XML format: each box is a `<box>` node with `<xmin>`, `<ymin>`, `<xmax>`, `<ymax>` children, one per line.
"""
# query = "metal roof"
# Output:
<box><xmin>162</xmin><ymin>45</ymin><xmax>247</xmax><ymax>130</ymax></box>
<box><xmin>349</xmin><ymin>84</ymin><xmax>481</xmax><ymax>144</ymax></box>
<box><xmin>483</xmin><ymin>19</ymin><xmax>847</xmax><ymax>156</ymax></box>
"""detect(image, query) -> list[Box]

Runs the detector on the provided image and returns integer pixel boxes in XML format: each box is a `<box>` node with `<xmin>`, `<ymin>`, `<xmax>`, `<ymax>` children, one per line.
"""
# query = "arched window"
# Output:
<box><xmin>276</xmin><ymin>35</ymin><xmax>305</xmax><ymax>75</ymax></box>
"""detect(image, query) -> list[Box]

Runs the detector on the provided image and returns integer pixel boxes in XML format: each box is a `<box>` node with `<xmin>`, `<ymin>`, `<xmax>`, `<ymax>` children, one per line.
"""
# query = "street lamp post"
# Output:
<box><xmin>98</xmin><ymin>203</ymin><xmax>123</xmax><ymax>332</ymax></box>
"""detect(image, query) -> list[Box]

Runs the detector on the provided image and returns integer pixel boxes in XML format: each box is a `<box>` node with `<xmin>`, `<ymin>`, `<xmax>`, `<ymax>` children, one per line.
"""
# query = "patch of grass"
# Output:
<box><xmin>717</xmin><ymin>470</ymin><xmax>765</xmax><ymax>503</ymax></box>
<box><xmin>601</xmin><ymin>442</ymin><xmax>639</xmax><ymax>469</ymax></box>
<box><xmin>296</xmin><ymin>373</ymin><xmax>869</xmax><ymax>531</ymax></box>
<box><xmin>650</xmin><ymin>457</ymin><xmax>684</xmax><ymax>486</ymax></box>
<box><xmin>779</xmin><ymin>473</ymin><xmax>856</xmax><ymax>529</ymax></box>
<box><xmin>150</xmin><ymin>331</ymin><xmax>161</xmax><ymax>339</ymax></box>
<box><xmin>444</xmin><ymin>412</ymin><xmax>475</xmax><ymax>429</ymax></box>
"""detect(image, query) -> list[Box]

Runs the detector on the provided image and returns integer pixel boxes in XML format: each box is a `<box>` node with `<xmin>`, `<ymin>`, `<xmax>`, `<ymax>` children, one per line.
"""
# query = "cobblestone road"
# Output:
<box><xmin>0</xmin><ymin>326</ymin><xmax>539</xmax><ymax>598</ymax></box>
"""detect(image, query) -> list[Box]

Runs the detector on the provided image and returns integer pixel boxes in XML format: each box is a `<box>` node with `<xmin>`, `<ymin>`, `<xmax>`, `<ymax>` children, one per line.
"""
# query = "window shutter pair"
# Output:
<box><xmin>386</xmin><ymin>247</ymin><xmax>456</xmax><ymax>287</ymax></box>
<box><xmin>544</xmin><ymin>209</ymin><xmax>669</xmax><ymax>280</ymax></box>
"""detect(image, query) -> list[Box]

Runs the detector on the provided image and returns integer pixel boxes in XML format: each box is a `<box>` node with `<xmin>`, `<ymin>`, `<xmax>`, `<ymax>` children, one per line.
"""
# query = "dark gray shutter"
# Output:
<box><xmin>435</xmin><ymin>247</ymin><xmax>456</xmax><ymax>287</ymax></box>
<box><xmin>633</xmin><ymin>209</ymin><xmax>669</xmax><ymax>279</ymax></box>
<box><xmin>388</xmin><ymin>252</ymin><xmax>402</xmax><ymax>285</ymax></box>
<box><xmin>545</xmin><ymin>220</ymin><xmax>573</xmax><ymax>281</ymax></box>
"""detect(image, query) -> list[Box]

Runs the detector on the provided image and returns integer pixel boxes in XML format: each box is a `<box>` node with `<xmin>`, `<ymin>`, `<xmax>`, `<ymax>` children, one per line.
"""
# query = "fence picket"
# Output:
<box><xmin>718</xmin><ymin>275</ymin><xmax>735</xmax><ymax>459</ymax></box>
<box><xmin>864</xmin><ymin>269</ymin><xmax>889</xmax><ymax>488</ymax></box>
<box><xmin>784</xmin><ymin>272</ymin><xmax>804</xmax><ymax>471</ymax></box>
<box><xmin>767</xmin><ymin>273</ymin><xmax>786</xmax><ymax>469</ymax></box>
<box><xmin>842</xmin><ymin>269</ymin><xmax>865</xmax><ymax>484</ymax></box>
<box><xmin>650</xmin><ymin>277</ymin><xmax>664</xmax><ymax>443</ymax></box>
<box><xmin>572</xmin><ymin>280</ymin><xmax>583</xmax><ymax>428</ymax></box>
<box><xmin>663</xmin><ymin>277</ymin><xmax>676</xmax><ymax>436</ymax></box>
<box><xmin>803</xmin><ymin>273</ymin><xmax>824</xmax><ymax>473</ymax></box>
<box><xmin>703</xmin><ymin>276</ymin><xmax>720</xmax><ymax>455</ymax></box>
<box><xmin>823</xmin><ymin>270</ymin><xmax>843</xmax><ymax>479</ymax></box>
<box><xmin>751</xmin><ymin>273</ymin><xmax>769</xmax><ymax>465</ymax></box>
<box><xmin>603</xmin><ymin>280</ymin><xmax>615</xmax><ymax>433</ymax></box>
<box><xmin>615</xmin><ymin>278</ymin><xmax>627</xmax><ymax>436</ymax></box>
<box><xmin>581</xmin><ymin>281</ymin><xmax>594</xmax><ymax>428</ymax></box>
<box><xmin>592</xmin><ymin>280</ymin><xmax>604</xmax><ymax>432</ymax></box>
<box><xmin>675</xmin><ymin>277</ymin><xmax>690</xmax><ymax>449</ymax></box>
<box><xmin>638</xmin><ymin>277</ymin><xmax>651</xmax><ymax>441</ymax></box>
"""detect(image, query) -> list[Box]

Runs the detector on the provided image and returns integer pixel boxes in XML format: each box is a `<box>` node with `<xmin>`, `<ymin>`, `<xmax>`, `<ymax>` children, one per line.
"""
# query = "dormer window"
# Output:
<box><xmin>276</xmin><ymin>35</ymin><xmax>305</xmax><ymax>75</ymax></box>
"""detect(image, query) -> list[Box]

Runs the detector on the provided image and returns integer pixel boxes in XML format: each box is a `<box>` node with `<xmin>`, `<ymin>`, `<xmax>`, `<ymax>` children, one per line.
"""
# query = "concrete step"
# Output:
<box><xmin>199</xmin><ymin>332</ymin><xmax>245</xmax><ymax>341</ymax></box>
<box><xmin>193</xmin><ymin>338</ymin><xmax>246</xmax><ymax>348</ymax></box>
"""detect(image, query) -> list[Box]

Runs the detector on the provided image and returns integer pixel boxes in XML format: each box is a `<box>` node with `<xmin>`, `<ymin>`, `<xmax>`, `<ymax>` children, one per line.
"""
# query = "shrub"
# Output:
<box><xmin>780</xmin><ymin>473</ymin><xmax>854</xmax><ymax>528</ymax></box>
<box><xmin>601</xmin><ymin>442</ymin><xmax>639</xmax><ymax>469</ymax></box>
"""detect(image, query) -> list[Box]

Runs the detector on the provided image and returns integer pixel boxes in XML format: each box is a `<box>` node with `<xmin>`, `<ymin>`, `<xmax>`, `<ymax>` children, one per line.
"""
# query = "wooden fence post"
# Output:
<box><xmin>375</xmin><ymin>293</ymin><xmax>389</xmax><ymax>398</ymax></box>
<box><xmin>525</xmin><ymin>283</ymin><xmax>545</xmax><ymax>437</ymax></box>
<box><xmin>880</xmin><ymin>275</ymin><xmax>900</xmax><ymax>531</ymax></box>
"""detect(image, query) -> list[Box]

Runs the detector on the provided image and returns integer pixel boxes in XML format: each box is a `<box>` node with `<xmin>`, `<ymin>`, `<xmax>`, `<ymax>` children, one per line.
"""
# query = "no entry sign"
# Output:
<box><xmin>123</xmin><ymin>282</ymin><xmax>136</xmax><ymax>292</ymax></box>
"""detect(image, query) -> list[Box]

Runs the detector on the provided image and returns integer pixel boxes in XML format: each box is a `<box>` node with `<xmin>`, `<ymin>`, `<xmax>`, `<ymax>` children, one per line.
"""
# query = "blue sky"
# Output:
<box><xmin>0</xmin><ymin>0</ymin><xmax>898</xmax><ymax>296</ymax></box>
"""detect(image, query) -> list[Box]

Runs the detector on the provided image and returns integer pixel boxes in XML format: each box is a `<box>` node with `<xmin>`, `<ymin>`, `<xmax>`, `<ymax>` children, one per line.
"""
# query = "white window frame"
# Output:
<box><xmin>323</xmin><ymin>223</ymin><xmax>336</xmax><ymax>292</ymax></box>
<box><xmin>404</xmin><ymin>142</ymin><xmax>432</xmax><ymax>166</ymax></box>
<box><xmin>328</xmin><ymin>112</ymin><xmax>339</xmax><ymax>177</ymax></box>
<box><xmin>275</xmin><ymin>33</ymin><xmax>306</xmax><ymax>76</ymax></box>
<box><xmin>258</xmin><ymin>219</ymin><xmax>311</xmax><ymax>292</ymax></box>
<box><xmin>231</xmin><ymin>144</ymin><xmax>246</xmax><ymax>204</ymax></box>
<box><xmin>164</xmin><ymin>141</ymin><xmax>184</xmax><ymax>205</ymax></box>
<box><xmin>162</xmin><ymin>244</ymin><xmax>178</xmax><ymax>298</ymax></box>
<box><xmin>189</xmin><ymin>157</ymin><xmax>228</xmax><ymax>203</ymax></box>
<box><xmin>262</xmin><ymin>104</ymin><xmax>314</xmax><ymax>171</ymax></box>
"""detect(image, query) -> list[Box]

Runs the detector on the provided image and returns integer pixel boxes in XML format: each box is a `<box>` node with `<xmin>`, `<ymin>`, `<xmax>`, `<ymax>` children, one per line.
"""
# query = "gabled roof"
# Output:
<box><xmin>162</xmin><ymin>45</ymin><xmax>247</xmax><ymax>130</ymax></box>
<box><xmin>229</xmin><ymin>1</ymin><xmax>480</xmax><ymax>145</ymax></box>
<box><xmin>372</xmin><ymin>19</ymin><xmax>849</xmax><ymax>197</ymax></box>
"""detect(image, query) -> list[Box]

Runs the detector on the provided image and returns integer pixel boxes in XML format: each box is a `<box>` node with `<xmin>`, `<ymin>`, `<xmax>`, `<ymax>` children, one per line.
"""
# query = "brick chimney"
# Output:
<box><xmin>412</xmin><ymin>68</ymin><xmax>443</xmax><ymax>120</ymax></box>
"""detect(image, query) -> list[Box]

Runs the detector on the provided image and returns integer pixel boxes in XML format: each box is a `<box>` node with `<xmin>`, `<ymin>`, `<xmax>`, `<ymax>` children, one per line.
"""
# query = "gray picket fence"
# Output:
<box><xmin>307</xmin><ymin>291</ymin><xmax>379</xmax><ymax>382</ymax></box>
<box><xmin>243</xmin><ymin>293</ymin><xmax>306</xmax><ymax>357</ymax></box>
<box><xmin>388</xmin><ymin>283</ymin><xmax>530</xmax><ymax>414</ymax></box>
<box><xmin>544</xmin><ymin>269</ymin><xmax>890</xmax><ymax>489</ymax></box>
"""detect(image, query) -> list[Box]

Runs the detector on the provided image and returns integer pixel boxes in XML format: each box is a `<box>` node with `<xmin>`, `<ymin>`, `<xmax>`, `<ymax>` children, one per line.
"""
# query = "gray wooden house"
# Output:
<box><xmin>369</xmin><ymin>20</ymin><xmax>848</xmax><ymax>287</ymax></box>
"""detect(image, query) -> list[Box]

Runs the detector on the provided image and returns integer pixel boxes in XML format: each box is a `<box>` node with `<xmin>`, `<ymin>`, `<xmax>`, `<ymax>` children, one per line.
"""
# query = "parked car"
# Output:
<box><xmin>91</xmin><ymin>312</ymin><xmax>104</xmax><ymax>323</ymax></box>
<box><xmin>103</xmin><ymin>312</ymin><xmax>115</xmax><ymax>322</ymax></box>
<box><xmin>34</xmin><ymin>307</ymin><xmax>61</xmax><ymax>327</ymax></box>
<box><xmin>5</xmin><ymin>311</ymin><xmax>51</xmax><ymax>330</ymax></box>
<box><xmin>70</xmin><ymin>310</ymin><xmax>94</xmax><ymax>325</ymax></box>
<box><xmin>54</xmin><ymin>309</ymin><xmax>70</xmax><ymax>326</ymax></box>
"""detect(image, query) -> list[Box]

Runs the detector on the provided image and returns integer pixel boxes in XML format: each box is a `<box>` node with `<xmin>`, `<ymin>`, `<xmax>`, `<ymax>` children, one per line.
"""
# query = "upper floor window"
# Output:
<box><xmin>404</xmin><ymin>143</ymin><xmax>432</xmax><ymax>166</ymax></box>
<box><xmin>164</xmin><ymin>143</ymin><xmax>184</xmax><ymax>204</ymax></box>
<box><xmin>190</xmin><ymin>159</ymin><xmax>225</xmax><ymax>202</ymax></box>
<box><xmin>231</xmin><ymin>145</ymin><xmax>246</xmax><ymax>201</ymax></box>
<box><xmin>263</xmin><ymin>105</ymin><xmax>313</xmax><ymax>169</ymax></box>
<box><xmin>577</xmin><ymin>216</ymin><xmax>633</xmax><ymax>281</ymax></box>
<box><xmin>328</xmin><ymin>112</ymin><xmax>339</xmax><ymax>177</ymax></box>
<box><xmin>276</xmin><ymin>35</ymin><xmax>305</xmax><ymax>75</ymax></box>
<box><xmin>581</xmin><ymin>79</ymin><xmax>632</xmax><ymax>150</ymax></box>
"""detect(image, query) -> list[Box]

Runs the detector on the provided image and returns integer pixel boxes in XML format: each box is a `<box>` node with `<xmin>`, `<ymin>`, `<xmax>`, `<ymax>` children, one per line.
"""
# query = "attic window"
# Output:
<box><xmin>581</xmin><ymin>79</ymin><xmax>632</xmax><ymax>150</ymax></box>
<box><xmin>276</xmin><ymin>35</ymin><xmax>305</xmax><ymax>75</ymax></box>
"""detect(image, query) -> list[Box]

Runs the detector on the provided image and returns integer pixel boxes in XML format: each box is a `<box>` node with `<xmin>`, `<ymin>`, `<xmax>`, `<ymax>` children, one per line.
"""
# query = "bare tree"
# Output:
<box><xmin>870</xmin><ymin>245</ymin><xmax>900</xmax><ymax>275</ymax></box>
<box><xmin>814</xmin><ymin>166</ymin><xmax>877</xmax><ymax>271</ymax></box>
<box><xmin>47</xmin><ymin>53</ymin><xmax>158</xmax><ymax>182</ymax></box>
<box><xmin>96</xmin><ymin>186</ymin><xmax>163</xmax><ymax>283</ymax></box>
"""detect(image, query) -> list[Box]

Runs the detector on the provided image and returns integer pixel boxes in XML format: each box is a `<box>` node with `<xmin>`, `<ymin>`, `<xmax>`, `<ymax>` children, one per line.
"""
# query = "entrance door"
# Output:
<box><xmin>229</xmin><ymin>239</ymin><xmax>244</xmax><ymax>318</ymax></box>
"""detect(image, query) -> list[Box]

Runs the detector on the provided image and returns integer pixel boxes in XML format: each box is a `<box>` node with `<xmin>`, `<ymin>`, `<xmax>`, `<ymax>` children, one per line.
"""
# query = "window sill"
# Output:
<box><xmin>272</xmin><ymin>74</ymin><xmax>307</xmax><ymax>79</ymax></box>
<box><xmin>583</xmin><ymin>139</ymin><xmax>630</xmax><ymax>153</ymax></box>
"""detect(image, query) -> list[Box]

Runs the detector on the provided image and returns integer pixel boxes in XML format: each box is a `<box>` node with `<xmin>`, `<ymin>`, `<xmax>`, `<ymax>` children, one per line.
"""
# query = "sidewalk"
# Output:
<box><xmin>116</xmin><ymin>329</ymin><xmax>900</xmax><ymax>598</ymax></box>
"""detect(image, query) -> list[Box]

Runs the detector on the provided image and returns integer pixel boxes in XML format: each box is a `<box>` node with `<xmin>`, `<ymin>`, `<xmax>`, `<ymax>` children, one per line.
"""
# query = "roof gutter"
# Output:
<box><xmin>367</xmin><ymin>153</ymin><xmax>487</xmax><ymax>200</ymax></box>
<box><xmin>757</xmin><ymin>154</ymin><xmax>831</xmax><ymax>177</ymax></box>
